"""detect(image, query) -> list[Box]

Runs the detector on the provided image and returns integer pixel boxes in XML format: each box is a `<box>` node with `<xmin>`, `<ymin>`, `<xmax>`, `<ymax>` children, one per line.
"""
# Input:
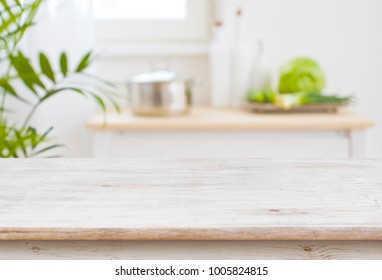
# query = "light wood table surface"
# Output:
<box><xmin>87</xmin><ymin>107</ymin><xmax>373</xmax><ymax>131</ymax></box>
<box><xmin>86</xmin><ymin>107</ymin><xmax>374</xmax><ymax>159</ymax></box>
<box><xmin>1</xmin><ymin>159</ymin><xmax>382</xmax><ymax>259</ymax></box>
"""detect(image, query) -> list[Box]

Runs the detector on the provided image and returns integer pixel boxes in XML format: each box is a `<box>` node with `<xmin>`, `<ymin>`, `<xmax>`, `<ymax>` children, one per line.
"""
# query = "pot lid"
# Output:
<box><xmin>128</xmin><ymin>70</ymin><xmax>177</xmax><ymax>84</ymax></box>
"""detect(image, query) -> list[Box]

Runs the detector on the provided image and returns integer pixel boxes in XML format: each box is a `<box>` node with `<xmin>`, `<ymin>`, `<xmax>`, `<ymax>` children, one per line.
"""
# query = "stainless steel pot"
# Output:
<box><xmin>127</xmin><ymin>71</ymin><xmax>192</xmax><ymax>116</ymax></box>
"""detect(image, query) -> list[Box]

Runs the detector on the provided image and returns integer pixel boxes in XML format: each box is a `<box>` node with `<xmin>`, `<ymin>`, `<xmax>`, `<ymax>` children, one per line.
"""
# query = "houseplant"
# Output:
<box><xmin>0</xmin><ymin>0</ymin><xmax>119</xmax><ymax>157</ymax></box>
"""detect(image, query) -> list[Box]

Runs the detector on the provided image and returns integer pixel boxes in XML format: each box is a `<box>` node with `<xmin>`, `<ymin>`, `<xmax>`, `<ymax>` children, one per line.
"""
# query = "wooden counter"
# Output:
<box><xmin>1</xmin><ymin>159</ymin><xmax>382</xmax><ymax>259</ymax></box>
<box><xmin>86</xmin><ymin>107</ymin><xmax>373</xmax><ymax>131</ymax></box>
<box><xmin>86</xmin><ymin>108</ymin><xmax>374</xmax><ymax>159</ymax></box>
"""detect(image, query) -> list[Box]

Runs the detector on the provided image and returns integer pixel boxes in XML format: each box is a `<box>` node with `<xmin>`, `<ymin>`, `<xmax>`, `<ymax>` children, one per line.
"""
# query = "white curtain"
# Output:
<box><xmin>27</xmin><ymin>0</ymin><xmax>95</xmax><ymax>57</ymax></box>
<box><xmin>22</xmin><ymin>0</ymin><xmax>97</xmax><ymax>157</ymax></box>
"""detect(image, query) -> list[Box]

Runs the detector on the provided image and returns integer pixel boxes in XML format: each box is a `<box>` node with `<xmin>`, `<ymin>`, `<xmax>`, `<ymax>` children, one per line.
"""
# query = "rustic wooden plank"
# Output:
<box><xmin>86</xmin><ymin>107</ymin><xmax>374</xmax><ymax>131</ymax></box>
<box><xmin>1</xmin><ymin>241</ymin><xmax>382</xmax><ymax>260</ymax></box>
<box><xmin>0</xmin><ymin>159</ymin><xmax>382</xmax><ymax>241</ymax></box>
<box><xmin>1</xmin><ymin>227</ymin><xmax>382</xmax><ymax>241</ymax></box>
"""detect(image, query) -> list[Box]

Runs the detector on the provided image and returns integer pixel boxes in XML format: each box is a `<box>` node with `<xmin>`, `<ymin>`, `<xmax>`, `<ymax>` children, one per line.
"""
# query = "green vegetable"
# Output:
<box><xmin>247</xmin><ymin>88</ymin><xmax>276</xmax><ymax>104</ymax></box>
<box><xmin>263</xmin><ymin>88</ymin><xmax>277</xmax><ymax>103</ymax></box>
<box><xmin>279</xmin><ymin>57</ymin><xmax>326</xmax><ymax>93</ymax></box>
<box><xmin>275</xmin><ymin>94</ymin><xmax>300</xmax><ymax>109</ymax></box>
<box><xmin>275</xmin><ymin>92</ymin><xmax>352</xmax><ymax>109</ymax></box>
<box><xmin>299</xmin><ymin>93</ymin><xmax>352</xmax><ymax>104</ymax></box>
<box><xmin>247</xmin><ymin>89</ymin><xmax>265</xmax><ymax>103</ymax></box>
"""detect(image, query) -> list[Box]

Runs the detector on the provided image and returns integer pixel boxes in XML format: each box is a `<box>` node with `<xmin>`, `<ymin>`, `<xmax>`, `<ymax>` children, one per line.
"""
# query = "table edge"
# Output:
<box><xmin>1</xmin><ymin>227</ymin><xmax>382</xmax><ymax>241</ymax></box>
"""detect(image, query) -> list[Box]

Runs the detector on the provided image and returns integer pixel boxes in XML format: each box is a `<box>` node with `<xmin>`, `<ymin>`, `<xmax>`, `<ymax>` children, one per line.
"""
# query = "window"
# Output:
<box><xmin>93</xmin><ymin>0</ymin><xmax>211</xmax><ymax>43</ymax></box>
<box><xmin>94</xmin><ymin>0</ymin><xmax>188</xmax><ymax>20</ymax></box>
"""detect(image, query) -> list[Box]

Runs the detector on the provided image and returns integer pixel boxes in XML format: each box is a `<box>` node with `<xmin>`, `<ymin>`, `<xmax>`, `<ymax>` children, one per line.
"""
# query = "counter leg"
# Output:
<box><xmin>349</xmin><ymin>130</ymin><xmax>366</xmax><ymax>158</ymax></box>
<box><xmin>93</xmin><ymin>132</ymin><xmax>113</xmax><ymax>158</ymax></box>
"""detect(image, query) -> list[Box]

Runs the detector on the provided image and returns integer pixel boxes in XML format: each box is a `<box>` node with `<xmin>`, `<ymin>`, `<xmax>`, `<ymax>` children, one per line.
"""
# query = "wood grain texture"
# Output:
<box><xmin>86</xmin><ymin>107</ymin><xmax>374</xmax><ymax>131</ymax></box>
<box><xmin>1</xmin><ymin>159</ymin><xmax>382</xmax><ymax>241</ymax></box>
<box><xmin>1</xmin><ymin>241</ymin><xmax>382</xmax><ymax>260</ymax></box>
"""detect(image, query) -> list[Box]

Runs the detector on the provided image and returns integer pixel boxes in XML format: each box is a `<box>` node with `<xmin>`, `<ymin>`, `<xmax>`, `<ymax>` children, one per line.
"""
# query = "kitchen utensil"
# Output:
<box><xmin>127</xmin><ymin>70</ymin><xmax>192</xmax><ymax>116</ymax></box>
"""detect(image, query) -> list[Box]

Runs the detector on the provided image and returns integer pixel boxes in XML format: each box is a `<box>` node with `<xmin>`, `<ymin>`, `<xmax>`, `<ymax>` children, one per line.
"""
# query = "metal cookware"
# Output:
<box><xmin>127</xmin><ymin>71</ymin><xmax>192</xmax><ymax>116</ymax></box>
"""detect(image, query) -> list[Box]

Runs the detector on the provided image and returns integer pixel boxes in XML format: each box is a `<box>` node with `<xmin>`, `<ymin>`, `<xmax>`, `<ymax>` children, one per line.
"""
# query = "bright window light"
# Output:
<box><xmin>93</xmin><ymin>0</ymin><xmax>188</xmax><ymax>20</ymax></box>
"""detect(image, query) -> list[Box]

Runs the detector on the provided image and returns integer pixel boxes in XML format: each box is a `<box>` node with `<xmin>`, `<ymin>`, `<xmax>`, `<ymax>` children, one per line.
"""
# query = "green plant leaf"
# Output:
<box><xmin>10</xmin><ymin>51</ymin><xmax>46</xmax><ymax>95</ymax></box>
<box><xmin>39</xmin><ymin>126</ymin><xmax>54</xmax><ymax>140</ymax></box>
<box><xmin>40</xmin><ymin>87</ymin><xmax>87</xmax><ymax>103</ymax></box>
<box><xmin>60</xmin><ymin>52</ymin><xmax>68</xmax><ymax>77</ymax></box>
<box><xmin>89</xmin><ymin>92</ymin><xmax>106</xmax><ymax>113</ymax></box>
<box><xmin>0</xmin><ymin>8</ymin><xmax>23</xmax><ymax>35</ymax></box>
<box><xmin>39</xmin><ymin>52</ymin><xmax>55</xmax><ymax>82</ymax></box>
<box><xmin>0</xmin><ymin>0</ymin><xmax>121</xmax><ymax>158</ymax></box>
<box><xmin>82</xmin><ymin>72</ymin><xmax>118</xmax><ymax>89</ymax></box>
<box><xmin>0</xmin><ymin>78</ymin><xmax>28</xmax><ymax>103</ymax></box>
<box><xmin>91</xmin><ymin>84</ymin><xmax>121</xmax><ymax>113</ymax></box>
<box><xmin>108</xmin><ymin>94</ymin><xmax>121</xmax><ymax>113</ymax></box>
<box><xmin>0</xmin><ymin>1</ymin><xmax>42</xmax><ymax>46</ymax></box>
<box><xmin>0</xmin><ymin>121</ymin><xmax>61</xmax><ymax>158</ymax></box>
<box><xmin>14</xmin><ymin>129</ymin><xmax>28</xmax><ymax>157</ymax></box>
<box><xmin>3</xmin><ymin>22</ymin><xmax>34</xmax><ymax>39</ymax></box>
<box><xmin>32</xmin><ymin>144</ymin><xmax>63</xmax><ymax>157</ymax></box>
<box><xmin>75</xmin><ymin>51</ymin><xmax>93</xmax><ymax>73</ymax></box>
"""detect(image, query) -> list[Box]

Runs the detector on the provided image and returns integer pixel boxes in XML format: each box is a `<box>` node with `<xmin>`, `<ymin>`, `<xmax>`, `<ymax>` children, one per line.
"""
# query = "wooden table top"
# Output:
<box><xmin>1</xmin><ymin>159</ymin><xmax>382</xmax><ymax>241</ymax></box>
<box><xmin>86</xmin><ymin>107</ymin><xmax>374</xmax><ymax>131</ymax></box>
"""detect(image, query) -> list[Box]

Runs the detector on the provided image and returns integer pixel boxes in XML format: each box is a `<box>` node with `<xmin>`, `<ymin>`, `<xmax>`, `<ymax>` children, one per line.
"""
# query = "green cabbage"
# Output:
<box><xmin>279</xmin><ymin>58</ymin><xmax>326</xmax><ymax>94</ymax></box>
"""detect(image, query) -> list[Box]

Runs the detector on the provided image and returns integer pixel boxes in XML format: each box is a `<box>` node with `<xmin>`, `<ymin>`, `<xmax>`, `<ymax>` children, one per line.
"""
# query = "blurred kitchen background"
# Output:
<box><xmin>7</xmin><ymin>0</ymin><xmax>382</xmax><ymax>158</ymax></box>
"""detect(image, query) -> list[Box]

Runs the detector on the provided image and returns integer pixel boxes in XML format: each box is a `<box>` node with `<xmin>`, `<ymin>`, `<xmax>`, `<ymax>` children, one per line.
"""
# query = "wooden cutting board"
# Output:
<box><xmin>246</xmin><ymin>103</ymin><xmax>347</xmax><ymax>113</ymax></box>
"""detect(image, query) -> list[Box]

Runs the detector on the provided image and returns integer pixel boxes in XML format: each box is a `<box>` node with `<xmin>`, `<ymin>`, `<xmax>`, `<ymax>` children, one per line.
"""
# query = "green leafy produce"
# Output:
<box><xmin>247</xmin><ymin>88</ymin><xmax>276</xmax><ymax>104</ymax></box>
<box><xmin>299</xmin><ymin>92</ymin><xmax>352</xmax><ymax>105</ymax></box>
<box><xmin>247</xmin><ymin>58</ymin><xmax>353</xmax><ymax>110</ymax></box>
<box><xmin>275</xmin><ymin>92</ymin><xmax>352</xmax><ymax>109</ymax></box>
<box><xmin>247</xmin><ymin>89</ymin><xmax>265</xmax><ymax>103</ymax></box>
<box><xmin>279</xmin><ymin>58</ymin><xmax>326</xmax><ymax>93</ymax></box>
<box><xmin>263</xmin><ymin>88</ymin><xmax>277</xmax><ymax>103</ymax></box>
